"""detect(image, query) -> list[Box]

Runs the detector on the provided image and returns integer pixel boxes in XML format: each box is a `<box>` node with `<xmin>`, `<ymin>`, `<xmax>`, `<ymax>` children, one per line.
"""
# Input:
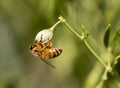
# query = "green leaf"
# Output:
<box><xmin>111</xmin><ymin>27</ymin><xmax>120</xmax><ymax>55</ymax></box>
<box><xmin>103</xmin><ymin>24</ymin><xmax>111</xmax><ymax>48</ymax></box>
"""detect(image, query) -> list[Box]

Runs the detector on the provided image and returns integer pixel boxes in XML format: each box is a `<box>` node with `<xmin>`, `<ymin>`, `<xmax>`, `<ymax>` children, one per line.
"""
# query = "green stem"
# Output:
<box><xmin>83</xmin><ymin>40</ymin><xmax>107</xmax><ymax>68</ymax></box>
<box><xmin>63</xmin><ymin>22</ymin><xmax>83</xmax><ymax>39</ymax></box>
<box><xmin>59</xmin><ymin>16</ymin><xmax>107</xmax><ymax>68</ymax></box>
<box><xmin>49</xmin><ymin>20</ymin><xmax>61</xmax><ymax>32</ymax></box>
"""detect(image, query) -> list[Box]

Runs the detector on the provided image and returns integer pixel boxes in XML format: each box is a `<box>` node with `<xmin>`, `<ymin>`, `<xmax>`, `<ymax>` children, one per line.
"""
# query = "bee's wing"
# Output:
<box><xmin>41</xmin><ymin>58</ymin><xmax>56</xmax><ymax>69</ymax></box>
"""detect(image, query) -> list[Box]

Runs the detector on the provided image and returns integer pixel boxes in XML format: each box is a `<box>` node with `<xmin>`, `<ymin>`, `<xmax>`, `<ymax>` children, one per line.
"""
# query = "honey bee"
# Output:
<box><xmin>29</xmin><ymin>37</ymin><xmax>62</xmax><ymax>68</ymax></box>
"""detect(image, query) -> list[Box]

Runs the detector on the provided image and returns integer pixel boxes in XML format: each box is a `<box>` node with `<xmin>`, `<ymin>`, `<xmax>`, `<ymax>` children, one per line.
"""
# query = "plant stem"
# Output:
<box><xmin>83</xmin><ymin>40</ymin><xmax>107</xmax><ymax>68</ymax></box>
<box><xmin>49</xmin><ymin>20</ymin><xmax>61</xmax><ymax>32</ymax></box>
<box><xmin>59</xmin><ymin>16</ymin><xmax>107</xmax><ymax>68</ymax></box>
<box><xmin>64</xmin><ymin>22</ymin><xmax>83</xmax><ymax>39</ymax></box>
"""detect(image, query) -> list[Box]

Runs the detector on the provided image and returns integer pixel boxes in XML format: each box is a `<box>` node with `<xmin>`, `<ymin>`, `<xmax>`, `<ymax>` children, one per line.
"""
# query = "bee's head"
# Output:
<box><xmin>29</xmin><ymin>41</ymin><xmax>44</xmax><ymax>57</ymax></box>
<box><xmin>29</xmin><ymin>41</ymin><xmax>37</xmax><ymax>50</ymax></box>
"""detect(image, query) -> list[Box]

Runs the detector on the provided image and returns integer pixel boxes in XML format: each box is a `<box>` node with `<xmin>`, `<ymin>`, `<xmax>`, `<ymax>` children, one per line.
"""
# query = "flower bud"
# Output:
<box><xmin>35</xmin><ymin>21</ymin><xmax>61</xmax><ymax>43</ymax></box>
<box><xmin>35</xmin><ymin>29</ymin><xmax>53</xmax><ymax>43</ymax></box>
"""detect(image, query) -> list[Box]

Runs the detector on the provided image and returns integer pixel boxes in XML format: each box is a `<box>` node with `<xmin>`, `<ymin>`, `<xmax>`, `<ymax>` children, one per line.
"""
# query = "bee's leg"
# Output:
<box><xmin>44</xmin><ymin>39</ymin><xmax>53</xmax><ymax>48</ymax></box>
<box><xmin>41</xmin><ymin>58</ymin><xmax>56</xmax><ymax>69</ymax></box>
<box><xmin>39</xmin><ymin>34</ymin><xmax>43</xmax><ymax>43</ymax></box>
<box><xmin>37</xmin><ymin>34</ymin><xmax>44</xmax><ymax>48</ymax></box>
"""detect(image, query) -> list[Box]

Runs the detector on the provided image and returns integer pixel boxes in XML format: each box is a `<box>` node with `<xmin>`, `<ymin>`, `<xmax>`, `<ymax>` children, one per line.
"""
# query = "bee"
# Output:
<box><xmin>29</xmin><ymin>37</ymin><xmax>62</xmax><ymax>68</ymax></box>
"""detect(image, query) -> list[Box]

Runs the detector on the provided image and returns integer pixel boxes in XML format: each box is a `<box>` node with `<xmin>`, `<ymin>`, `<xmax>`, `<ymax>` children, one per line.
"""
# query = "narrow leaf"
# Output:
<box><xmin>103</xmin><ymin>24</ymin><xmax>111</xmax><ymax>48</ymax></box>
<box><xmin>111</xmin><ymin>27</ymin><xmax>120</xmax><ymax>55</ymax></box>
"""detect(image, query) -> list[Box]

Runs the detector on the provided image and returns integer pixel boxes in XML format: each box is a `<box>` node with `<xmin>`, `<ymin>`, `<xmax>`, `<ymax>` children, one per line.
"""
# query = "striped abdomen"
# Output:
<box><xmin>41</xmin><ymin>48</ymin><xmax>62</xmax><ymax>59</ymax></box>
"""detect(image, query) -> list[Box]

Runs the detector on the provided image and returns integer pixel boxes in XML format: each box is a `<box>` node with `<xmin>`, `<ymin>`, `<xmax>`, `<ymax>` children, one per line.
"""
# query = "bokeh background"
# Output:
<box><xmin>0</xmin><ymin>0</ymin><xmax>120</xmax><ymax>88</ymax></box>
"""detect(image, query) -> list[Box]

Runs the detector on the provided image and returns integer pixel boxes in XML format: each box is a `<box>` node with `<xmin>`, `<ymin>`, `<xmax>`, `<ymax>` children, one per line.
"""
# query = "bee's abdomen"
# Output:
<box><xmin>41</xmin><ymin>48</ymin><xmax>62</xmax><ymax>59</ymax></box>
<box><xmin>52</xmin><ymin>48</ymin><xmax>62</xmax><ymax>57</ymax></box>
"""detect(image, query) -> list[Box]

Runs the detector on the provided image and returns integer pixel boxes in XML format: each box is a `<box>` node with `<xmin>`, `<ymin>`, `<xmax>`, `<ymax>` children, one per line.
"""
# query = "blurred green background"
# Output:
<box><xmin>0</xmin><ymin>0</ymin><xmax>120</xmax><ymax>88</ymax></box>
